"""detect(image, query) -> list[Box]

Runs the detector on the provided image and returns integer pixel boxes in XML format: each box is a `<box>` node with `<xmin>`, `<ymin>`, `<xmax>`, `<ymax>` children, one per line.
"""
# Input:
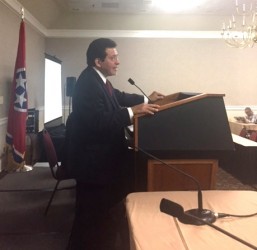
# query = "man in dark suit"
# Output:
<box><xmin>67</xmin><ymin>38</ymin><xmax>164</xmax><ymax>249</ymax></box>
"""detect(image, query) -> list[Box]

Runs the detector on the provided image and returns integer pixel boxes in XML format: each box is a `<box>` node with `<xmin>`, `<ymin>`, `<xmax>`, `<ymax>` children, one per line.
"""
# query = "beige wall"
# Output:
<box><xmin>46</xmin><ymin>37</ymin><xmax>257</xmax><ymax>125</ymax></box>
<box><xmin>46</xmin><ymin>37</ymin><xmax>257</xmax><ymax>107</ymax></box>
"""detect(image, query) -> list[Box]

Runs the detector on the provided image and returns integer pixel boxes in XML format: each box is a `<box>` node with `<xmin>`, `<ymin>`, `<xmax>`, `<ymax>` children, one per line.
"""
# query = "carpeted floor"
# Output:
<box><xmin>0</xmin><ymin>165</ymin><xmax>255</xmax><ymax>250</ymax></box>
<box><xmin>0</xmin><ymin>166</ymin><xmax>76</xmax><ymax>250</ymax></box>
<box><xmin>216</xmin><ymin>167</ymin><xmax>257</xmax><ymax>191</ymax></box>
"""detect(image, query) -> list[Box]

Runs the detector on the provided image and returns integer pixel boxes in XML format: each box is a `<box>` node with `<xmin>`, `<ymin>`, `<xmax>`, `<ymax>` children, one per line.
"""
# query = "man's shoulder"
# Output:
<box><xmin>77</xmin><ymin>67</ymin><xmax>102</xmax><ymax>84</ymax></box>
<box><xmin>79</xmin><ymin>66</ymin><xmax>95</xmax><ymax>78</ymax></box>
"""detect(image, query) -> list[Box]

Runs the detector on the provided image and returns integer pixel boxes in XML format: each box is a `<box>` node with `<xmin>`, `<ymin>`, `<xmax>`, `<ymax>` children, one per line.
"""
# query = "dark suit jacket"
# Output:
<box><xmin>66</xmin><ymin>66</ymin><xmax>144</xmax><ymax>184</ymax></box>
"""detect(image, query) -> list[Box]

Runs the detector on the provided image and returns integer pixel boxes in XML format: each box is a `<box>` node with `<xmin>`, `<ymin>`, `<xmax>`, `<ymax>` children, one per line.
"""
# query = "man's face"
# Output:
<box><xmin>95</xmin><ymin>48</ymin><xmax>119</xmax><ymax>77</ymax></box>
<box><xmin>245</xmin><ymin>109</ymin><xmax>253</xmax><ymax>116</ymax></box>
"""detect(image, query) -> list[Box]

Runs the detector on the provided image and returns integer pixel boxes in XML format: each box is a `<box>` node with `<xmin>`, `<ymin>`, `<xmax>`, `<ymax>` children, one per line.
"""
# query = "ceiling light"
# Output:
<box><xmin>152</xmin><ymin>0</ymin><xmax>206</xmax><ymax>13</ymax></box>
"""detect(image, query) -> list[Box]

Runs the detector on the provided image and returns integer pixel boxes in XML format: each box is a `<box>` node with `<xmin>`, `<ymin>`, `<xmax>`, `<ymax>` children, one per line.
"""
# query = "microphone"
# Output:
<box><xmin>136</xmin><ymin>146</ymin><xmax>216</xmax><ymax>225</ymax></box>
<box><xmin>128</xmin><ymin>78</ymin><xmax>152</xmax><ymax>103</ymax></box>
<box><xmin>160</xmin><ymin>198</ymin><xmax>257</xmax><ymax>250</ymax></box>
<box><xmin>160</xmin><ymin>198</ymin><xmax>186</xmax><ymax>219</ymax></box>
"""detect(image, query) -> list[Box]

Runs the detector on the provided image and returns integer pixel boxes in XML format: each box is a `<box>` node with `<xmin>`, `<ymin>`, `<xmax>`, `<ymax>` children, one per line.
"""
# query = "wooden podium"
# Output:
<box><xmin>133</xmin><ymin>92</ymin><xmax>234</xmax><ymax>191</ymax></box>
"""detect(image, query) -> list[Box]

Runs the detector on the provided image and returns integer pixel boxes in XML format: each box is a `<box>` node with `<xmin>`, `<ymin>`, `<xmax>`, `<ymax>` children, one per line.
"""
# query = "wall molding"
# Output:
<box><xmin>0</xmin><ymin>117</ymin><xmax>7</xmax><ymax>126</ymax></box>
<box><xmin>1</xmin><ymin>0</ymin><xmax>47</xmax><ymax>36</ymax></box>
<box><xmin>0</xmin><ymin>105</ymin><xmax>252</xmax><ymax>126</ymax></box>
<box><xmin>47</xmin><ymin>29</ymin><xmax>222</xmax><ymax>39</ymax></box>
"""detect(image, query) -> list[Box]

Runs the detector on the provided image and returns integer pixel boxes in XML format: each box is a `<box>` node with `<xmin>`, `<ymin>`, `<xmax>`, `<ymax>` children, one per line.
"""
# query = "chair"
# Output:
<box><xmin>239</xmin><ymin>127</ymin><xmax>248</xmax><ymax>138</ymax></box>
<box><xmin>42</xmin><ymin>128</ymin><xmax>75</xmax><ymax>215</ymax></box>
<box><xmin>249</xmin><ymin>131</ymin><xmax>257</xmax><ymax>142</ymax></box>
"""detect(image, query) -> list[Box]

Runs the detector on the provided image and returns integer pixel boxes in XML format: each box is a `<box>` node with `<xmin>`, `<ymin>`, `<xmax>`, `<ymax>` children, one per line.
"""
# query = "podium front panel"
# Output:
<box><xmin>137</xmin><ymin>96</ymin><xmax>234</xmax><ymax>152</ymax></box>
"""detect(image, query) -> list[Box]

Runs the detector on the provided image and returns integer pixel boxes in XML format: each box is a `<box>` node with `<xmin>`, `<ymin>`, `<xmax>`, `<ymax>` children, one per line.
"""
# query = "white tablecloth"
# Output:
<box><xmin>126</xmin><ymin>190</ymin><xmax>257</xmax><ymax>250</ymax></box>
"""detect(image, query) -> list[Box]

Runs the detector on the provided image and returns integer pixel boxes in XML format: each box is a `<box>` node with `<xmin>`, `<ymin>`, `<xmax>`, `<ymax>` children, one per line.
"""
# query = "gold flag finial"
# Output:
<box><xmin>21</xmin><ymin>7</ymin><xmax>24</xmax><ymax>20</ymax></box>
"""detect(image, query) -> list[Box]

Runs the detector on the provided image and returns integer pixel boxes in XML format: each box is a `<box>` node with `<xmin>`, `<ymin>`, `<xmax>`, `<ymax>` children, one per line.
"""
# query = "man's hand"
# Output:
<box><xmin>131</xmin><ymin>103</ymin><xmax>160</xmax><ymax>116</ymax></box>
<box><xmin>148</xmin><ymin>91</ymin><xmax>165</xmax><ymax>102</ymax></box>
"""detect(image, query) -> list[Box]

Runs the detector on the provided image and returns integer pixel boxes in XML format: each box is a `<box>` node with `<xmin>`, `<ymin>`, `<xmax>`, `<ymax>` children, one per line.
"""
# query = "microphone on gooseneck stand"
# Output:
<box><xmin>128</xmin><ymin>78</ymin><xmax>152</xmax><ymax>103</ymax></box>
<box><xmin>138</xmin><ymin>147</ymin><xmax>257</xmax><ymax>249</ymax></box>
<box><xmin>135</xmin><ymin>146</ymin><xmax>216</xmax><ymax>225</ymax></box>
<box><xmin>160</xmin><ymin>198</ymin><xmax>257</xmax><ymax>250</ymax></box>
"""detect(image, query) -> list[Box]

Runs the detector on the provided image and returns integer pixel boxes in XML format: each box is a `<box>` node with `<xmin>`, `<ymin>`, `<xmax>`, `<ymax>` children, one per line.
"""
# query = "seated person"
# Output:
<box><xmin>245</xmin><ymin>107</ymin><xmax>257</xmax><ymax>123</ymax></box>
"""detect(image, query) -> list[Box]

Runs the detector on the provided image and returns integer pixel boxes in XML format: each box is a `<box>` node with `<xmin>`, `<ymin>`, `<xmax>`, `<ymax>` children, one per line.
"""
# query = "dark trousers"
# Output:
<box><xmin>67</xmin><ymin>150</ymin><xmax>134</xmax><ymax>249</ymax></box>
<box><xmin>68</xmin><ymin>182</ymin><xmax>131</xmax><ymax>250</ymax></box>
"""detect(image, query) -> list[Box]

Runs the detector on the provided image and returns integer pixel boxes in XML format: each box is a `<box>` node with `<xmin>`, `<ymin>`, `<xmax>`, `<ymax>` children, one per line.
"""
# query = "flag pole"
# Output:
<box><xmin>20</xmin><ymin>7</ymin><xmax>32</xmax><ymax>172</ymax></box>
<box><xmin>4</xmin><ymin>6</ymin><xmax>33</xmax><ymax>172</ymax></box>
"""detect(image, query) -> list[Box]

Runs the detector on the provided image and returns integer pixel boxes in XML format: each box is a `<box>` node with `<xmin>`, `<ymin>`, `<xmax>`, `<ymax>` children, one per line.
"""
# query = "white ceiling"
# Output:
<box><xmin>16</xmin><ymin>0</ymin><xmax>256</xmax><ymax>31</ymax></box>
<box><xmin>20</xmin><ymin>0</ymin><xmax>255</xmax><ymax>15</ymax></box>
<box><xmin>59</xmin><ymin>0</ymin><xmax>230</xmax><ymax>14</ymax></box>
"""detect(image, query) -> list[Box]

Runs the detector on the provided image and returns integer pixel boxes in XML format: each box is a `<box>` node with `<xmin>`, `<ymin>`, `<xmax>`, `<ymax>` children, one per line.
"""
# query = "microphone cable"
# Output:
<box><xmin>134</xmin><ymin>145</ymin><xmax>218</xmax><ymax>224</ymax></box>
<box><xmin>216</xmin><ymin>211</ymin><xmax>257</xmax><ymax>219</ymax></box>
<box><xmin>134</xmin><ymin>145</ymin><xmax>257</xmax><ymax>222</ymax></box>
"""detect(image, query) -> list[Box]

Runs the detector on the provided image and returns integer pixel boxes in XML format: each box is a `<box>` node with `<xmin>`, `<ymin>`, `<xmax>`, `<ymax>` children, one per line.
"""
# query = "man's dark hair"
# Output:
<box><xmin>86</xmin><ymin>38</ymin><xmax>117</xmax><ymax>66</ymax></box>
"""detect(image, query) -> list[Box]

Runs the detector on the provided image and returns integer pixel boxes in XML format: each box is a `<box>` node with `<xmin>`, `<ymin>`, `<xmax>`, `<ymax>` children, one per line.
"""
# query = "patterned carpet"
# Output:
<box><xmin>216</xmin><ymin>167</ymin><xmax>257</xmax><ymax>191</ymax></box>
<box><xmin>0</xmin><ymin>165</ymin><xmax>256</xmax><ymax>250</ymax></box>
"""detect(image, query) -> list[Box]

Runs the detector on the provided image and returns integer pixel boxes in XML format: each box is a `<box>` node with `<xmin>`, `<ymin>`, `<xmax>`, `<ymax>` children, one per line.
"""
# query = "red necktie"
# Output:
<box><xmin>106</xmin><ymin>80</ymin><xmax>113</xmax><ymax>96</ymax></box>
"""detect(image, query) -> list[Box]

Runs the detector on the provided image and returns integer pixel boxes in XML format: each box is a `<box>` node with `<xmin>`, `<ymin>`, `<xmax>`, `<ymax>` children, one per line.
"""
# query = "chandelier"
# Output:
<box><xmin>221</xmin><ymin>0</ymin><xmax>257</xmax><ymax>48</ymax></box>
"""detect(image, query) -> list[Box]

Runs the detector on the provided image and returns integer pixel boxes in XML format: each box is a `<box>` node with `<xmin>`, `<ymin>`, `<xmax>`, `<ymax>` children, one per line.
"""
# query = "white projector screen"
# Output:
<box><xmin>44</xmin><ymin>55</ymin><xmax>62</xmax><ymax>124</ymax></box>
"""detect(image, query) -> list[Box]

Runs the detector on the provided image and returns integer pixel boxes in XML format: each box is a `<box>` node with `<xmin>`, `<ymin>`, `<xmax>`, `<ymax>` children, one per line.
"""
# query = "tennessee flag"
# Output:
<box><xmin>5</xmin><ymin>20</ymin><xmax>29</xmax><ymax>172</ymax></box>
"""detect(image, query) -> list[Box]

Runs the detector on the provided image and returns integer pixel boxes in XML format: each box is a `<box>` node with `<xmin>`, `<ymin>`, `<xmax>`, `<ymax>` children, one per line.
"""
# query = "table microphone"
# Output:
<box><xmin>128</xmin><ymin>78</ymin><xmax>152</xmax><ymax>103</ymax></box>
<box><xmin>160</xmin><ymin>198</ymin><xmax>257</xmax><ymax>250</ymax></box>
<box><xmin>135</xmin><ymin>146</ymin><xmax>216</xmax><ymax>225</ymax></box>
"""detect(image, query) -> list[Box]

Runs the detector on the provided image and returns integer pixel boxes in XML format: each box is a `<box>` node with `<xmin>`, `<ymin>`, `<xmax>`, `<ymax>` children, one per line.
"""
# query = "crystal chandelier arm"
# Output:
<box><xmin>221</xmin><ymin>1</ymin><xmax>257</xmax><ymax>48</ymax></box>
<box><xmin>236</xmin><ymin>2</ymin><xmax>253</xmax><ymax>16</ymax></box>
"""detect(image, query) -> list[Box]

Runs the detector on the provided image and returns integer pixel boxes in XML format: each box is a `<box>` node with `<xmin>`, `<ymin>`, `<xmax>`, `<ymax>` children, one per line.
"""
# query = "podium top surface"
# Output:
<box><xmin>137</xmin><ymin>92</ymin><xmax>225</xmax><ymax>118</ymax></box>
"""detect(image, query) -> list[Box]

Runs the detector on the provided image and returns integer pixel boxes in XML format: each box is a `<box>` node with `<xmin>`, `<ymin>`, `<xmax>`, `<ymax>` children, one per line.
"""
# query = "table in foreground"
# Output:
<box><xmin>126</xmin><ymin>190</ymin><xmax>257</xmax><ymax>250</ymax></box>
